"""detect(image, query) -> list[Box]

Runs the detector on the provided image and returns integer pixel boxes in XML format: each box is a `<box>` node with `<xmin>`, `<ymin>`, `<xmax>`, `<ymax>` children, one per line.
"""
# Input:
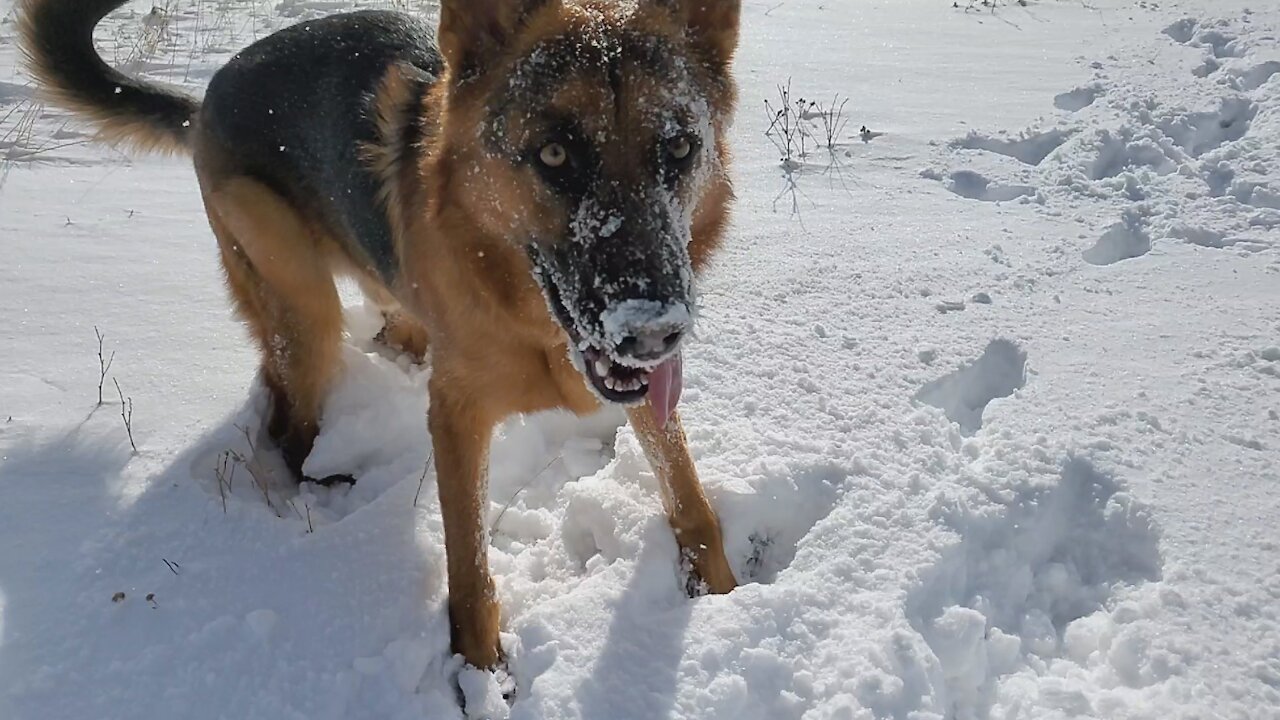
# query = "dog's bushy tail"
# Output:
<box><xmin>18</xmin><ymin>0</ymin><xmax>199</xmax><ymax>154</ymax></box>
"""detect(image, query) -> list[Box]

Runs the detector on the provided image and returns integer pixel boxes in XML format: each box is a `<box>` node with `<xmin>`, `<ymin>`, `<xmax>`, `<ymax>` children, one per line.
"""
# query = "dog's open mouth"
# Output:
<box><xmin>540</xmin><ymin>273</ymin><xmax>650</xmax><ymax>403</ymax></box>
<box><xmin>581</xmin><ymin>345</ymin><xmax>651</xmax><ymax>402</ymax></box>
<box><xmin>536</xmin><ymin>267</ymin><xmax>683</xmax><ymax>420</ymax></box>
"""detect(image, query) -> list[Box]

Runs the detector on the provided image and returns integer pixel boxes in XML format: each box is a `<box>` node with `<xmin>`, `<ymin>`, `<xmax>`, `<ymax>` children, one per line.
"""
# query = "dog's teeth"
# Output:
<box><xmin>594</xmin><ymin>357</ymin><xmax>611</xmax><ymax>377</ymax></box>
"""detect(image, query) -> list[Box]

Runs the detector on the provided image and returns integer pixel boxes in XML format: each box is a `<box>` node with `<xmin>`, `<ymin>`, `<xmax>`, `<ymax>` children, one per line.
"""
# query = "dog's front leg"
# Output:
<box><xmin>626</xmin><ymin>406</ymin><xmax>737</xmax><ymax>594</ymax></box>
<box><xmin>428</xmin><ymin>379</ymin><xmax>502</xmax><ymax>669</ymax></box>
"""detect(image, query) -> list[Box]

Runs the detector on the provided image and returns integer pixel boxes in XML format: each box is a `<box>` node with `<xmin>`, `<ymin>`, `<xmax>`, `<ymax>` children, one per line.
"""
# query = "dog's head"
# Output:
<box><xmin>433</xmin><ymin>0</ymin><xmax>740</xmax><ymax>416</ymax></box>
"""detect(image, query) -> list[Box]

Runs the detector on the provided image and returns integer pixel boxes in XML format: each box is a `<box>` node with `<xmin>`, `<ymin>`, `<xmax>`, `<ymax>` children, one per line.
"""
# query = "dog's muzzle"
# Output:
<box><xmin>530</xmin><ymin>249</ymin><xmax>691</xmax><ymax>426</ymax></box>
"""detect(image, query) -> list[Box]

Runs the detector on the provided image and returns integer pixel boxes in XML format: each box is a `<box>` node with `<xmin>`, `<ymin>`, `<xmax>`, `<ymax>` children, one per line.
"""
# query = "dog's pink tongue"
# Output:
<box><xmin>646</xmin><ymin>353</ymin><xmax>683</xmax><ymax>427</ymax></box>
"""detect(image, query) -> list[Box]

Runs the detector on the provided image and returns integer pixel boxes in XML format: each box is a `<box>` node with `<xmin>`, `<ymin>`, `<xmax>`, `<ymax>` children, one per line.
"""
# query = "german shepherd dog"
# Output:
<box><xmin>20</xmin><ymin>0</ymin><xmax>740</xmax><ymax>670</ymax></box>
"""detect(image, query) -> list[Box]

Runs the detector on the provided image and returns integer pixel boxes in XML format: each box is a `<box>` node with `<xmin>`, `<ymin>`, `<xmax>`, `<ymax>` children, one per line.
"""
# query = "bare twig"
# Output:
<box><xmin>95</xmin><ymin>326</ymin><xmax>116</xmax><ymax>406</ymax></box>
<box><xmin>162</xmin><ymin>558</ymin><xmax>181</xmax><ymax>575</ymax></box>
<box><xmin>234</xmin><ymin>424</ymin><xmax>278</xmax><ymax>516</ymax></box>
<box><xmin>764</xmin><ymin>78</ymin><xmax>815</xmax><ymax>168</ymax></box>
<box><xmin>412</xmin><ymin>451</ymin><xmax>434</xmax><ymax>507</ymax></box>
<box><xmin>215</xmin><ymin>450</ymin><xmax>236</xmax><ymax>514</ymax></box>
<box><xmin>816</xmin><ymin>94</ymin><xmax>851</xmax><ymax>150</ymax></box>
<box><xmin>491</xmin><ymin>454</ymin><xmax>563</xmax><ymax>534</ymax></box>
<box><xmin>113</xmin><ymin>378</ymin><xmax>136</xmax><ymax>453</ymax></box>
<box><xmin>795</xmin><ymin>95</ymin><xmax>816</xmax><ymax>160</ymax></box>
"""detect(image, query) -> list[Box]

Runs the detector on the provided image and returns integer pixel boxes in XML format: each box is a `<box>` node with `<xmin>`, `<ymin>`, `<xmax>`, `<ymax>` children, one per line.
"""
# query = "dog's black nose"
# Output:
<box><xmin>603</xmin><ymin>299</ymin><xmax>690</xmax><ymax>363</ymax></box>
<box><xmin>615</xmin><ymin>328</ymin><xmax>683</xmax><ymax>362</ymax></box>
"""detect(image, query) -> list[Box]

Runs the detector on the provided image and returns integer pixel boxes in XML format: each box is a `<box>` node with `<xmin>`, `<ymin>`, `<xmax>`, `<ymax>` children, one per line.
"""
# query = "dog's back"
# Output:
<box><xmin>198</xmin><ymin>11</ymin><xmax>441</xmax><ymax>281</ymax></box>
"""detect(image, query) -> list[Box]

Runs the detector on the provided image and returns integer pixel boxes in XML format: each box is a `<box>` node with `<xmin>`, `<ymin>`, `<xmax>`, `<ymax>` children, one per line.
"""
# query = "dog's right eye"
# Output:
<box><xmin>531</xmin><ymin>130</ymin><xmax>593</xmax><ymax>197</ymax></box>
<box><xmin>539</xmin><ymin>142</ymin><xmax>568</xmax><ymax>168</ymax></box>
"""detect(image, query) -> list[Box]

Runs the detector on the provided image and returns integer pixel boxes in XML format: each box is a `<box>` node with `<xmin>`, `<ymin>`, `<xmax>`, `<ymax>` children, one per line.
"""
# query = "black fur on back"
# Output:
<box><xmin>200</xmin><ymin>11</ymin><xmax>442</xmax><ymax>281</ymax></box>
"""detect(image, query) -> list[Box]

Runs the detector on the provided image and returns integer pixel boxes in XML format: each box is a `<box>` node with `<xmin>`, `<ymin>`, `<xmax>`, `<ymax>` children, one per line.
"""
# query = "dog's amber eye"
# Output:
<box><xmin>539</xmin><ymin>142</ymin><xmax>568</xmax><ymax>168</ymax></box>
<box><xmin>667</xmin><ymin>136</ymin><xmax>693</xmax><ymax>161</ymax></box>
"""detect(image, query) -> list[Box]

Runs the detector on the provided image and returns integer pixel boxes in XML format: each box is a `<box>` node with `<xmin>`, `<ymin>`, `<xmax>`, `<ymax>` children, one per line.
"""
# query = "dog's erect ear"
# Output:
<box><xmin>662</xmin><ymin>0</ymin><xmax>742</xmax><ymax>67</ymax></box>
<box><xmin>438</xmin><ymin>0</ymin><xmax>551</xmax><ymax>81</ymax></box>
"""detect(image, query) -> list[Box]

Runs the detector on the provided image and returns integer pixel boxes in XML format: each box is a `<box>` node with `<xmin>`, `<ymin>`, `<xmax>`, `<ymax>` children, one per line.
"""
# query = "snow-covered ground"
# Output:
<box><xmin>2</xmin><ymin>0</ymin><xmax>1278</xmax><ymax>718</ymax></box>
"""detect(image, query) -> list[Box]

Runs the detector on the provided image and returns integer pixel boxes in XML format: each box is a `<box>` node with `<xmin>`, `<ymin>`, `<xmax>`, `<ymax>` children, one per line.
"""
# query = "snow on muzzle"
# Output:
<box><xmin>528</xmin><ymin>208</ymin><xmax>694</xmax><ymax>426</ymax></box>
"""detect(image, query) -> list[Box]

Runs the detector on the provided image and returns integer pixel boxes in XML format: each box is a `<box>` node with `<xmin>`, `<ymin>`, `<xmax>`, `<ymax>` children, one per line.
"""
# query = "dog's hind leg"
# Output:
<box><xmin>203</xmin><ymin>178</ymin><xmax>346</xmax><ymax>483</ymax></box>
<box><xmin>626</xmin><ymin>406</ymin><xmax>738</xmax><ymax>595</ymax></box>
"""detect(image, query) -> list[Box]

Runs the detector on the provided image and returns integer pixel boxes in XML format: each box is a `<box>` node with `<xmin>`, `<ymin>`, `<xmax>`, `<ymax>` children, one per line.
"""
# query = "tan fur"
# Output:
<box><xmin>626</xmin><ymin>405</ymin><xmax>737</xmax><ymax>593</ymax></box>
<box><xmin>201</xmin><ymin>178</ymin><xmax>347</xmax><ymax>474</ymax></box>
<box><xmin>29</xmin><ymin>86</ymin><xmax>188</xmax><ymax>156</ymax></box>
<box><xmin>358</xmin><ymin>273</ymin><xmax>430</xmax><ymax>360</ymax></box>
<box><xmin>361</xmin><ymin>62</ymin><xmax>436</xmax><ymax>260</ymax></box>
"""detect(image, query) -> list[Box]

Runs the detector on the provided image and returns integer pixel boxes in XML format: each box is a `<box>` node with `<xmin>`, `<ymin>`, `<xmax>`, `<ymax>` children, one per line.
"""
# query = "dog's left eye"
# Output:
<box><xmin>666</xmin><ymin>135</ymin><xmax>695</xmax><ymax>163</ymax></box>
<box><xmin>539</xmin><ymin>142</ymin><xmax>568</xmax><ymax>168</ymax></box>
<box><xmin>667</xmin><ymin>136</ymin><xmax>692</xmax><ymax>160</ymax></box>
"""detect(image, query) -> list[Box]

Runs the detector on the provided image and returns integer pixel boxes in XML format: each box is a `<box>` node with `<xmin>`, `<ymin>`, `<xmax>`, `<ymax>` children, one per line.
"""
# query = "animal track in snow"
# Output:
<box><xmin>723</xmin><ymin>461</ymin><xmax>843</xmax><ymax>585</ymax></box>
<box><xmin>1241</xmin><ymin>185</ymin><xmax>1280</xmax><ymax>210</ymax></box>
<box><xmin>1167</xmin><ymin>223</ymin><xmax>1232</xmax><ymax>249</ymax></box>
<box><xmin>915</xmin><ymin>340</ymin><xmax>1027</xmax><ymax>435</ymax></box>
<box><xmin>1164</xmin><ymin>18</ymin><xmax>1245</xmax><ymax>59</ymax></box>
<box><xmin>906</xmin><ymin>458</ymin><xmax>1162</xmax><ymax>717</ymax></box>
<box><xmin>952</xmin><ymin>129</ymin><xmax>1072</xmax><ymax>166</ymax></box>
<box><xmin>945</xmin><ymin>170</ymin><xmax>1038</xmax><ymax>203</ymax></box>
<box><xmin>1158</xmin><ymin>97</ymin><xmax>1256</xmax><ymax>158</ymax></box>
<box><xmin>1085</xmin><ymin>129</ymin><xmax>1177</xmax><ymax>180</ymax></box>
<box><xmin>1192</xmin><ymin>57</ymin><xmax>1221</xmax><ymax>79</ymax></box>
<box><xmin>1054</xmin><ymin>84</ymin><xmax>1102</xmax><ymax>112</ymax></box>
<box><xmin>1192</xmin><ymin>30</ymin><xmax>1244</xmax><ymax>59</ymax></box>
<box><xmin>1083</xmin><ymin>215</ymin><xmax>1151</xmax><ymax>265</ymax></box>
<box><xmin>1226</xmin><ymin>61</ymin><xmax>1280</xmax><ymax>92</ymax></box>
<box><xmin>1162</xmin><ymin>18</ymin><xmax>1199</xmax><ymax>44</ymax></box>
<box><xmin>1161</xmin><ymin>219</ymin><xmax>1274</xmax><ymax>253</ymax></box>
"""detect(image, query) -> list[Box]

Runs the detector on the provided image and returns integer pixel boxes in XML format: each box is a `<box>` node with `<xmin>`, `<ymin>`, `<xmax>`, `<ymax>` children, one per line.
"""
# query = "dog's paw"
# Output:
<box><xmin>680</xmin><ymin>546</ymin><xmax>737</xmax><ymax>597</ymax></box>
<box><xmin>305</xmin><ymin>472</ymin><xmax>356</xmax><ymax>487</ymax></box>
<box><xmin>457</xmin><ymin>661</ymin><xmax>516</xmax><ymax>718</ymax></box>
<box><xmin>373</xmin><ymin>311</ymin><xmax>429</xmax><ymax>362</ymax></box>
<box><xmin>679</xmin><ymin>544</ymin><xmax>737</xmax><ymax>597</ymax></box>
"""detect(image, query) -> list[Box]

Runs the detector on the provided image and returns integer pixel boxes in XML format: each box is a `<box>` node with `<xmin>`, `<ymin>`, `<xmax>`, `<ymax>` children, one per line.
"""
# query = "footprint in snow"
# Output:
<box><xmin>1158</xmin><ymin>97</ymin><xmax>1256</xmax><ymax>158</ymax></box>
<box><xmin>1083</xmin><ymin>215</ymin><xmax>1151</xmax><ymax>266</ymax></box>
<box><xmin>1225</xmin><ymin>61</ymin><xmax>1280</xmax><ymax>92</ymax></box>
<box><xmin>944</xmin><ymin>170</ymin><xmax>1039</xmax><ymax>203</ymax></box>
<box><xmin>1053</xmin><ymin>84</ymin><xmax>1102</xmax><ymax>113</ymax></box>
<box><xmin>718</xmin><ymin>461</ymin><xmax>843</xmax><ymax>585</ymax></box>
<box><xmin>914</xmin><ymin>339</ymin><xmax>1027</xmax><ymax>436</ymax></box>
<box><xmin>951</xmin><ymin>128</ymin><xmax>1073</xmax><ymax>166</ymax></box>
<box><xmin>1164</xmin><ymin>18</ymin><xmax>1245</xmax><ymax>59</ymax></box>
<box><xmin>906</xmin><ymin>458</ymin><xmax>1162</xmax><ymax>716</ymax></box>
